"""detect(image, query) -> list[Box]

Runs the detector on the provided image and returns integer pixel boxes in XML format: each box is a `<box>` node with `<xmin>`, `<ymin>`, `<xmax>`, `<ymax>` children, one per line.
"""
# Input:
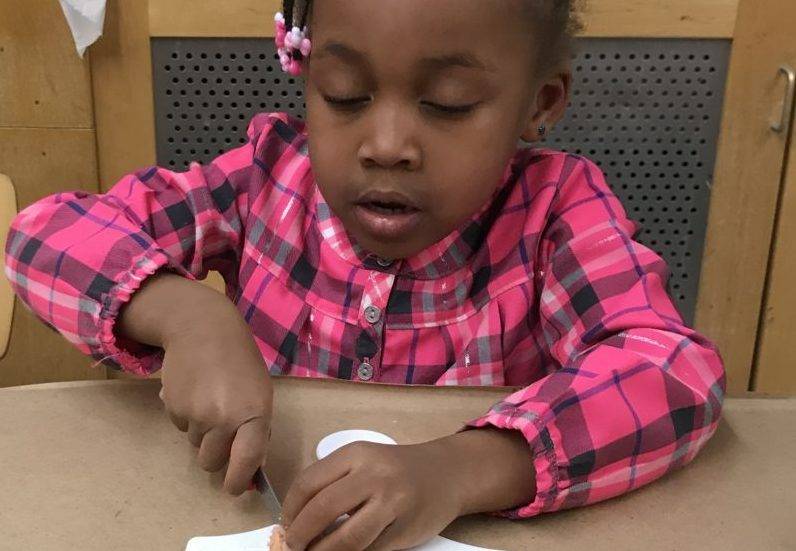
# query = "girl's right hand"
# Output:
<box><xmin>118</xmin><ymin>273</ymin><xmax>274</xmax><ymax>496</ymax></box>
<box><xmin>159</xmin><ymin>299</ymin><xmax>274</xmax><ymax>496</ymax></box>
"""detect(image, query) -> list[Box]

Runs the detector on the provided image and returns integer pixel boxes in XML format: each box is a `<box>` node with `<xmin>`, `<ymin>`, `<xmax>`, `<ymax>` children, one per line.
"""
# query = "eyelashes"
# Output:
<box><xmin>322</xmin><ymin>95</ymin><xmax>371</xmax><ymax>110</ymax></box>
<box><xmin>421</xmin><ymin>101</ymin><xmax>480</xmax><ymax>115</ymax></box>
<box><xmin>322</xmin><ymin>95</ymin><xmax>480</xmax><ymax>117</ymax></box>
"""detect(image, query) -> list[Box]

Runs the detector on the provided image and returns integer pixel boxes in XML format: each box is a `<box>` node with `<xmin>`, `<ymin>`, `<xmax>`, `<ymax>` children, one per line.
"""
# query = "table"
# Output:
<box><xmin>0</xmin><ymin>378</ymin><xmax>794</xmax><ymax>550</ymax></box>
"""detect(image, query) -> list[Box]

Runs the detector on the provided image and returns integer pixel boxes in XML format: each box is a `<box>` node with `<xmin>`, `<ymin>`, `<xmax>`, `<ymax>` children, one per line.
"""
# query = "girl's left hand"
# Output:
<box><xmin>281</xmin><ymin>429</ymin><xmax>536</xmax><ymax>551</ymax></box>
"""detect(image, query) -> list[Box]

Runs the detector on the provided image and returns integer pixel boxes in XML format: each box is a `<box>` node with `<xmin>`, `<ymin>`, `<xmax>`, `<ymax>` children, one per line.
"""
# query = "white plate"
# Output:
<box><xmin>186</xmin><ymin>525</ymin><xmax>501</xmax><ymax>551</ymax></box>
<box><xmin>316</xmin><ymin>429</ymin><xmax>397</xmax><ymax>460</ymax></box>
<box><xmin>186</xmin><ymin>526</ymin><xmax>274</xmax><ymax>551</ymax></box>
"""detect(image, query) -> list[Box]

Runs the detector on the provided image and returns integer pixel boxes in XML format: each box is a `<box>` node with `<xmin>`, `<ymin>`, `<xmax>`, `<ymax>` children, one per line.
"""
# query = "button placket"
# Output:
<box><xmin>357</xmin><ymin>269</ymin><xmax>394</xmax><ymax>382</ymax></box>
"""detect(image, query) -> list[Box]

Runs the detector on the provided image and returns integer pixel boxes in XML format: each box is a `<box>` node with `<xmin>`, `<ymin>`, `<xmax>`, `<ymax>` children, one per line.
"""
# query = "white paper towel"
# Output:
<box><xmin>58</xmin><ymin>0</ymin><xmax>107</xmax><ymax>58</ymax></box>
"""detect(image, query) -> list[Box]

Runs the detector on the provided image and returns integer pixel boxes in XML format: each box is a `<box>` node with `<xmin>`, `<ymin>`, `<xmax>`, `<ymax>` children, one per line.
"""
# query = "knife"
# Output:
<box><xmin>253</xmin><ymin>467</ymin><xmax>283</xmax><ymax>522</ymax></box>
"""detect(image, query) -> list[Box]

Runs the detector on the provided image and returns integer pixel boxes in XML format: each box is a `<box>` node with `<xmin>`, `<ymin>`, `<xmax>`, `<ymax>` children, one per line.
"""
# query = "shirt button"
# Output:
<box><xmin>376</xmin><ymin>257</ymin><xmax>394</xmax><ymax>268</ymax></box>
<box><xmin>364</xmin><ymin>305</ymin><xmax>382</xmax><ymax>324</ymax></box>
<box><xmin>357</xmin><ymin>361</ymin><xmax>374</xmax><ymax>381</ymax></box>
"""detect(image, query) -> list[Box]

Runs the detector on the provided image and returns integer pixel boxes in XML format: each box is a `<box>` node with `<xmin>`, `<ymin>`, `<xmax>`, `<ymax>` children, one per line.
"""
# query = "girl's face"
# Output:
<box><xmin>305</xmin><ymin>0</ymin><xmax>569</xmax><ymax>260</ymax></box>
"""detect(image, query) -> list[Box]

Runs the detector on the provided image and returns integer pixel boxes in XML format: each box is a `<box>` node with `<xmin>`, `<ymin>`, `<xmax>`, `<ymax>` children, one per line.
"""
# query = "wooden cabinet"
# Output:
<box><xmin>0</xmin><ymin>2</ymin><xmax>106</xmax><ymax>386</ymax></box>
<box><xmin>755</xmin><ymin>75</ymin><xmax>796</xmax><ymax>393</ymax></box>
<box><xmin>696</xmin><ymin>0</ymin><xmax>796</xmax><ymax>395</ymax></box>
<box><xmin>0</xmin><ymin>2</ymin><xmax>94</xmax><ymax>128</ymax></box>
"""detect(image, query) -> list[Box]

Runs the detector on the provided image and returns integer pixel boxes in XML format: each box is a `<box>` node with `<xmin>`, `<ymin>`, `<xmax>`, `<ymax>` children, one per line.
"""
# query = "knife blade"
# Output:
<box><xmin>253</xmin><ymin>467</ymin><xmax>283</xmax><ymax>522</ymax></box>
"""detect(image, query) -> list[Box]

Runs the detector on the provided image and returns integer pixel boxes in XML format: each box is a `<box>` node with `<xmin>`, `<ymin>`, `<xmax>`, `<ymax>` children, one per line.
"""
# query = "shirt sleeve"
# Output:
<box><xmin>468</xmin><ymin>155</ymin><xmax>726</xmax><ymax>518</ymax></box>
<box><xmin>4</xmin><ymin>113</ymin><xmax>289</xmax><ymax>376</ymax></box>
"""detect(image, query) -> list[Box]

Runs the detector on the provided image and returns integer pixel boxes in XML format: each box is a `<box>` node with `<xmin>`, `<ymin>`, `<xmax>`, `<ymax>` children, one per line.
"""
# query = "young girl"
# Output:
<box><xmin>5</xmin><ymin>0</ymin><xmax>725</xmax><ymax>549</ymax></box>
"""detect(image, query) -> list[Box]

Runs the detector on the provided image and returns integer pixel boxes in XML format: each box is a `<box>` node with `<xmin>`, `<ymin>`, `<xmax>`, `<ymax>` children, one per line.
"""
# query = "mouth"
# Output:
<box><xmin>359</xmin><ymin>200</ymin><xmax>416</xmax><ymax>215</ymax></box>
<box><xmin>355</xmin><ymin>190</ymin><xmax>420</xmax><ymax>213</ymax></box>
<box><xmin>352</xmin><ymin>190</ymin><xmax>423</xmax><ymax>241</ymax></box>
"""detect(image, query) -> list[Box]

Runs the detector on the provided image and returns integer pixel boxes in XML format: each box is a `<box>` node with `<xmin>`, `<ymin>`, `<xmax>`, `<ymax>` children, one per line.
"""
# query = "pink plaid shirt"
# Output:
<box><xmin>5</xmin><ymin>113</ymin><xmax>724</xmax><ymax>517</ymax></box>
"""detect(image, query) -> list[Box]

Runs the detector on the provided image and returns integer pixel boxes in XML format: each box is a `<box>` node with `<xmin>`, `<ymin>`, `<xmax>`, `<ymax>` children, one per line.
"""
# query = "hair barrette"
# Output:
<box><xmin>275</xmin><ymin>12</ymin><xmax>312</xmax><ymax>76</ymax></box>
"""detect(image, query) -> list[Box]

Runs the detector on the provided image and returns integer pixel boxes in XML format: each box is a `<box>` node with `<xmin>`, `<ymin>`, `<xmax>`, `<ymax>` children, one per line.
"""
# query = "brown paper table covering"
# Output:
<box><xmin>0</xmin><ymin>378</ymin><xmax>793</xmax><ymax>550</ymax></box>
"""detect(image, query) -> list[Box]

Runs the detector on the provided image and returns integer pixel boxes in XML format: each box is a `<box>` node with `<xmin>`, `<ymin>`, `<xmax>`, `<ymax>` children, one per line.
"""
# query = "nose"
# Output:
<box><xmin>357</xmin><ymin>102</ymin><xmax>422</xmax><ymax>171</ymax></box>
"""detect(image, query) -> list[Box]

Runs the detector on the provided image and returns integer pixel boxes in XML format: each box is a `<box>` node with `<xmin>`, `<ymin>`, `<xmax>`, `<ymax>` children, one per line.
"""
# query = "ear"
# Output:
<box><xmin>520</xmin><ymin>71</ymin><xmax>572</xmax><ymax>143</ymax></box>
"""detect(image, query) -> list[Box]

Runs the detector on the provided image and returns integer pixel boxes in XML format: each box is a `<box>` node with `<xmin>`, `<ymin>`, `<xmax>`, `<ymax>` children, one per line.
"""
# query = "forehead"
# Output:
<box><xmin>309</xmin><ymin>0</ymin><xmax>535</xmax><ymax>73</ymax></box>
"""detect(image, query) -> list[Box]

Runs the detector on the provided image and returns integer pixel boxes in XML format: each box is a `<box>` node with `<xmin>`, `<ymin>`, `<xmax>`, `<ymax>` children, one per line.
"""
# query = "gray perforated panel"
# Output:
<box><xmin>151</xmin><ymin>37</ymin><xmax>730</xmax><ymax>324</ymax></box>
<box><xmin>151</xmin><ymin>38</ymin><xmax>306</xmax><ymax>165</ymax></box>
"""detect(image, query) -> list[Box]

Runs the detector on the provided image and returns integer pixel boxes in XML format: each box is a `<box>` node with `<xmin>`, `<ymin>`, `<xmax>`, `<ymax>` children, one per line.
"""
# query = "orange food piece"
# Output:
<box><xmin>269</xmin><ymin>526</ymin><xmax>291</xmax><ymax>551</ymax></box>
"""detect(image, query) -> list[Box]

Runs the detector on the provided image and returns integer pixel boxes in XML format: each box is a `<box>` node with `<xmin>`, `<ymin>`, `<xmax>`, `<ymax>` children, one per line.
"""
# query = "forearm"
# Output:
<box><xmin>430</xmin><ymin>429</ymin><xmax>536</xmax><ymax>516</ymax></box>
<box><xmin>117</xmin><ymin>272</ymin><xmax>241</xmax><ymax>349</ymax></box>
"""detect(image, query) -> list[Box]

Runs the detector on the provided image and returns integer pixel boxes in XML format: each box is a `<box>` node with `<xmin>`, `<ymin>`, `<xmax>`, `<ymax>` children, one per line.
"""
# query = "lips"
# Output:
<box><xmin>353</xmin><ymin>189</ymin><xmax>423</xmax><ymax>241</ymax></box>
<box><xmin>355</xmin><ymin>190</ymin><xmax>420</xmax><ymax>212</ymax></box>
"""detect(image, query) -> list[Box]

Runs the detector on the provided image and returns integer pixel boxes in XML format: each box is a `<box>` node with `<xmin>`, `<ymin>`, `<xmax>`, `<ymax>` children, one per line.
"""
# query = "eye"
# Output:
<box><xmin>323</xmin><ymin>95</ymin><xmax>371</xmax><ymax>111</ymax></box>
<box><xmin>421</xmin><ymin>101</ymin><xmax>481</xmax><ymax>116</ymax></box>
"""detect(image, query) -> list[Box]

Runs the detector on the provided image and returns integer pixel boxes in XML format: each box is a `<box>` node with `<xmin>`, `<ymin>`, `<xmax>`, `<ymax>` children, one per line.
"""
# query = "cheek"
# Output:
<box><xmin>422</xmin><ymin>122</ymin><xmax>518</xmax><ymax>222</ymax></box>
<box><xmin>429</xmin><ymin>161</ymin><xmax>504</xmax><ymax>225</ymax></box>
<box><xmin>308</xmin><ymin>139</ymin><xmax>347</xmax><ymax>206</ymax></box>
<box><xmin>306</xmin><ymin>98</ymin><xmax>354</xmax><ymax>200</ymax></box>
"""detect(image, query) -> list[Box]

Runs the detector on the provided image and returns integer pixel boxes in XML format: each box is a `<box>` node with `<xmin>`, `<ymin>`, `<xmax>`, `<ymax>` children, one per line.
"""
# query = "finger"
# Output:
<box><xmin>187</xmin><ymin>421</ymin><xmax>207</xmax><ymax>448</ymax></box>
<box><xmin>224</xmin><ymin>416</ymin><xmax>270</xmax><ymax>496</ymax></box>
<box><xmin>286</xmin><ymin>477</ymin><xmax>371</xmax><ymax>551</ymax></box>
<box><xmin>197</xmin><ymin>426</ymin><xmax>235</xmax><ymax>472</ymax></box>
<box><xmin>307</xmin><ymin>499</ymin><xmax>393</xmax><ymax>551</ymax></box>
<box><xmin>281</xmin><ymin>449</ymin><xmax>353</xmax><ymax>526</ymax></box>
<box><xmin>167</xmin><ymin>410</ymin><xmax>189</xmax><ymax>432</ymax></box>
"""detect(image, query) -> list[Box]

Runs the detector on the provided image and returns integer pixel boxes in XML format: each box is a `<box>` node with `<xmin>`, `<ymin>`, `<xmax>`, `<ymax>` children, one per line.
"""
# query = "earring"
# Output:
<box><xmin>538</xmin><ymin>124</ymin><xmax>547</xmax><ymax>137</ymax></box>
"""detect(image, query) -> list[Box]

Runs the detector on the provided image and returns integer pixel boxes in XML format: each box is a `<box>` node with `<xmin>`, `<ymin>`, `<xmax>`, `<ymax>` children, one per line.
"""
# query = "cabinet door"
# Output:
<box><xmin>0</xmin><ymin>128</ymin><xmax>106</xmax><ymax>387</ymax></box>
<box><xmin>696</xmin><ymin>0</ymin><xmax>796</xmax><ymax>394</ymax></box>
<box><xmin>755</xmin><ymin>90</ymin><xmax>796</xmax><ymax>394</ymax></box>
<box><xmin>0</xmin><ymin>1</ymin><xmax>94</xmax><ymax>128</ymax></box>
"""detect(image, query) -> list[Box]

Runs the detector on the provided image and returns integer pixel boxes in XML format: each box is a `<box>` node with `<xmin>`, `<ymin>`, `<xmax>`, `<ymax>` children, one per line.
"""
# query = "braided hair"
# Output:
<box><xmin>281</xmin><ymin>0</ymin><xmax>582</xmax><ymax>70</ymax></box>
<box><xmin>282</xmin><ymin>0</ymin><xmax>311</xmax><ymax>31</ymax></box>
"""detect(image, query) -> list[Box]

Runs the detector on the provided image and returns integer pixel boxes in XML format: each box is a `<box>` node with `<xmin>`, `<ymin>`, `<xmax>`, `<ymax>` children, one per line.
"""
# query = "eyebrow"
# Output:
<box><xmin>420</xmin><ymin>53</ymin><xmax>495</xmax><ymax>73</ymax></box>
<box><xmin>313</xmin><ymin>41</ymin><xmax>369</xmax><ymax>66</ymax></box>
<box><xmin>313</xmin><ymin>41</ymin><xmax>495</xmax><ymax>73</ymax></box>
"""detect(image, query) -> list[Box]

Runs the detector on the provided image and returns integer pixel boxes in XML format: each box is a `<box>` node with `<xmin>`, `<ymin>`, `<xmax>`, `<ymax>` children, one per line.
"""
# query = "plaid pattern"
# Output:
<box><xmin>5</xmin><ymin>113</ymin><xmax>725</xmax><ymax>517</ymax></box>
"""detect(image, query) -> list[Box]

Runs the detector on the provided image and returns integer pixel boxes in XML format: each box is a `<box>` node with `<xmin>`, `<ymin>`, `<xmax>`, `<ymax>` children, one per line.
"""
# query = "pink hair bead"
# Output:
<box><xmin>300</xmin><ymin>38</ymin><xmax>312</xmax><ymax>57</ymax></box>
<box><xmin>273</xmin><ymin>11</ymin><xmax>311</xmax><ymax>76</ymax></box>
<box><xmin>287</xmin><ymin>27</ymin><xmax>303</xmax><ymax>49</ymax></box>
<box><xmin>287</xmin><ymin>59</ymin><xmax>302</xmax><ymax>76</ymax></box>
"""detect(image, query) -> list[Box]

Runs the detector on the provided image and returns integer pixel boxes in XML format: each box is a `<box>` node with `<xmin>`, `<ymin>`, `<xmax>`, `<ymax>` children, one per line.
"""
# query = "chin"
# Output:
<box><xmin>359</xmin><ymin>237</ymin><xmax>424</xmax><ymax>261</ymax></box>
<box><xmin>351</xmin><ymin>228</ymin><xmax>433</xmax><ymax>259</ymax></box>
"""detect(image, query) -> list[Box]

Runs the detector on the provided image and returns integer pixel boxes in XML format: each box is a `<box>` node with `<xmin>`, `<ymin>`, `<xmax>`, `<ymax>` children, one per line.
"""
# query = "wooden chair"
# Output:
<box><xmin>0</xmin><ymin>173</ymin><xmax>18</xmax><ymax>359</ymax></box>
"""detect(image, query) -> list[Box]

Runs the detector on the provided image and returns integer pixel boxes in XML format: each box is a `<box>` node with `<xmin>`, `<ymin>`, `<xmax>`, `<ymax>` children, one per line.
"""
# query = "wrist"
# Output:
<box><xmin>160</xmin><ymin>286</ymin><xmax>243</xmax><ymax>349</ymax></box>
<box><xmin>428</xmin><ymin>429</ymin><xmax>537</xmax><ymax>516</ymax></box>
<box><xmin>118</xmin><ymin>272</ymin><xmax>239</xmax><ymax>349</ymax></box>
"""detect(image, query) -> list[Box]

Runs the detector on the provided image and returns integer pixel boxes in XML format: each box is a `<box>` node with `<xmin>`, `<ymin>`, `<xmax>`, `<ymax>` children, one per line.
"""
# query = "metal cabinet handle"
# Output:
<box><xmin>772</xmin><ymin>65</ymin><xmax>795</xmax><ymax>133</ymax></box>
